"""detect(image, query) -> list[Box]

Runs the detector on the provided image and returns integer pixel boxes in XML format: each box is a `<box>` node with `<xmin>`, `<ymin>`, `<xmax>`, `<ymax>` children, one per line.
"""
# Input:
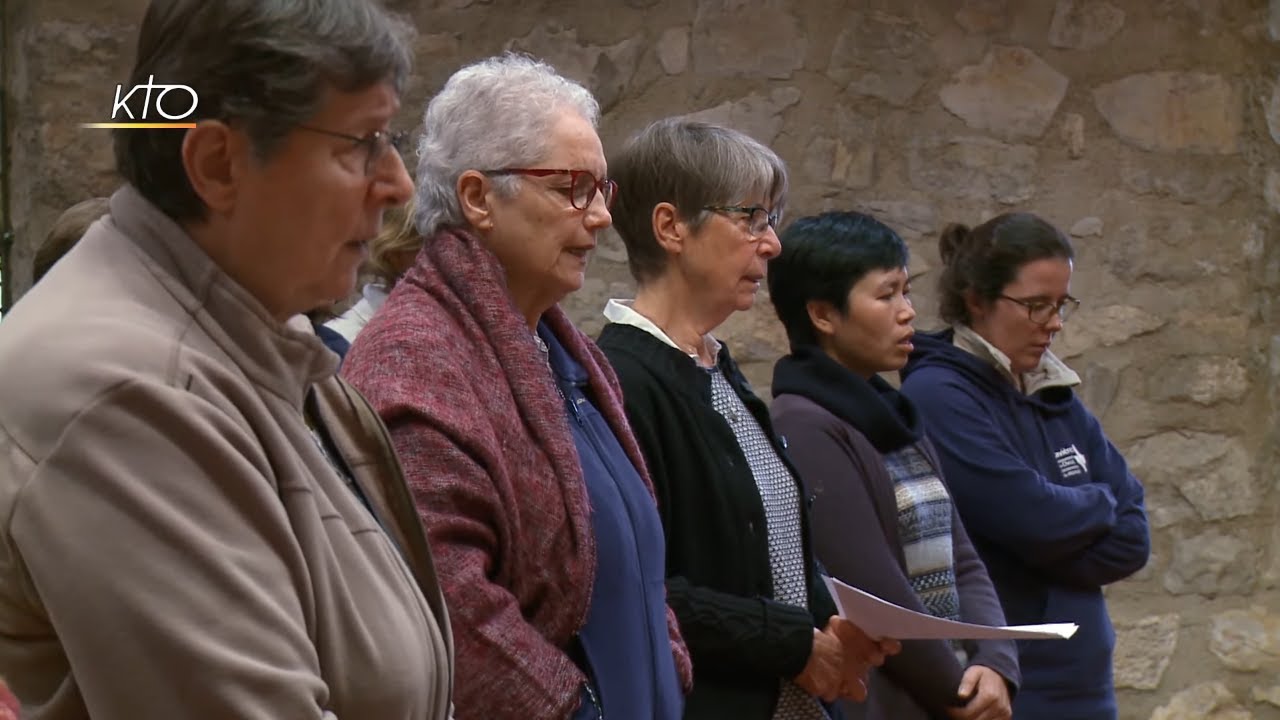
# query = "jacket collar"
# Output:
<box><xmin>771</xmin><ymin>345</ymin><xmax>921</xmax><ymax>452</ymax></box>
<box><xmin>108</xmin><ymin>185</ymin><xmax>337</xmax><ymax>409</ymax></box>
<box><xmin>952</xmin><ymin>324</ymin><xmax>1079</xmax><ymax>396</ymax></box>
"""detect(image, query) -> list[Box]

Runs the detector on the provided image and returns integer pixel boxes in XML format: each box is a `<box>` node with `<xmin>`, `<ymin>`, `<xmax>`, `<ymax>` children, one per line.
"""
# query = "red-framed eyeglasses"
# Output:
<box><xmin>483</xmin><ymin>168</ymin><xmax>617</xmax><ymax>211</ymax></box>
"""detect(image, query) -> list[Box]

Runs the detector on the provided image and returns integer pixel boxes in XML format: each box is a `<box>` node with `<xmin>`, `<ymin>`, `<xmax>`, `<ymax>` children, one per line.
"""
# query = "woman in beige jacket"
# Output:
<box><xmin>0</xmin><ymin>1</ymin><xmax>453</xmax><ymax>718</ymax></box>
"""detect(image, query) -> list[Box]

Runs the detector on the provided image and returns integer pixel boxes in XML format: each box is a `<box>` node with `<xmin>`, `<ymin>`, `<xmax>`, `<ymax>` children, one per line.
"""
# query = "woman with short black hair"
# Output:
<box><xmin>768</xmin><ymin>210</ymin><xmax>1018</xmax><ymax>720</ymax></box>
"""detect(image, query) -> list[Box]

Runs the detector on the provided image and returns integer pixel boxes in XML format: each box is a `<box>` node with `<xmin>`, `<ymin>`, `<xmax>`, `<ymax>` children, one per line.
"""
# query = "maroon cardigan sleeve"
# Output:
<box><xmin>771</xmin><ymin>394</ymin><xmax>971</xmax><ymax>716</ymax></box>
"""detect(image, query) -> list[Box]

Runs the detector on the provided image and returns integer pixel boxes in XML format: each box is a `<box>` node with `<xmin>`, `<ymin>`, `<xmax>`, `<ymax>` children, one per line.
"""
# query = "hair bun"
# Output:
<box><xmin>938</xmin><ymin>223</ymin><xmax>971</xmax><ymax>266</ymax></box>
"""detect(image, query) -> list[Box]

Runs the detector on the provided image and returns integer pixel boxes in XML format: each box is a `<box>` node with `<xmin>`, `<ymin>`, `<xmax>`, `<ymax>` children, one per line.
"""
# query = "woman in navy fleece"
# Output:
<box><xmin>899</xmin><ymin>213</ymin><xmax>1149</xmax><ymax>720</ymax></box>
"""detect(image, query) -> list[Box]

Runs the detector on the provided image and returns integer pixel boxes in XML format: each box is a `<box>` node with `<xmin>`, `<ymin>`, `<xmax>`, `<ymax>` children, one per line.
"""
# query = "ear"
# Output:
<box><xmin>651</xmin><ymin>202</ymin><xmax>685</xmax><ymax>257</ymax></box>
<box><xmin>181</xmin><ymin>120</ymin><xmax>242</xmax><ymax>215</ymax></box>
<box><xmin>805</xmin><ymin>299</ymin><xmax>840</xmax><ymax>339</ymax></box>
<box><xmin>963</xmin><ymin>289</ymin><xmax>987</xmax><ymax>322</ymax></box>
<box><xmin>457</xmin><ymin>170</ymin><xmax>494</xmax><ymax>231</ymax></box>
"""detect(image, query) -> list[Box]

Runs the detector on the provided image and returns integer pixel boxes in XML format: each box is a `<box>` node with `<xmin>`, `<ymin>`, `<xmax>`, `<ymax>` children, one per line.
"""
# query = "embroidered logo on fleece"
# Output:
<box><xmin>1054</xmin><ymin>444</ymin><xmax>1089</xmax><ymax>479</ymax></box>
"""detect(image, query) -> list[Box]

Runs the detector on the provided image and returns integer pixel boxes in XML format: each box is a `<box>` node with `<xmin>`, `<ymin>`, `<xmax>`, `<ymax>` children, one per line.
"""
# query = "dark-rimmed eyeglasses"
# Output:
<box><xmin>999</xmin><ymin>294</ymin><xmax>1080</xmax><ymax>325</ymax></box>
<box><xmin>703</xmin><ymin>205</ymin><xmax>781</xmax><ymax>237</ymax></box>
<box><xmin>482</xmin><ymin>168</ymin><xmax>617</xmax><ymax>211</ymax></box>
<box><xmin>296</xmin><ymin>125</ymin><xmax>410</xmax><ymax>176</ymax></box>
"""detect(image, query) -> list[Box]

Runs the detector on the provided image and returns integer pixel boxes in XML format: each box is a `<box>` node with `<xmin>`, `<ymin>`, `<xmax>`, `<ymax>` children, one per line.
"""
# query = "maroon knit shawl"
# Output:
<box><xmin>342</xmin><ymin>227</ymin><xmax>690</xmax><ymax>719</ymax></box>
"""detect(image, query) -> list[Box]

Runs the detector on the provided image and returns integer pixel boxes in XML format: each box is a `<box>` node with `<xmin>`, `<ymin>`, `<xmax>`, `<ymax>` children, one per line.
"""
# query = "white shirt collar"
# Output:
<box><xmin>603</xmin><ymin>299</ymin><xmax>722</xmax><ymax>366</ymax></box>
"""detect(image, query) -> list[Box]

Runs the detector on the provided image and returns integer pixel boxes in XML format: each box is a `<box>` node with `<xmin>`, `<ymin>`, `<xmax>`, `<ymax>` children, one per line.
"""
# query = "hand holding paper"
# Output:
<box><xmin>823</xmin><ymin>576</ymin><xmax>1078</xmax><ymax>642</ymax></box>
<box><xmin>822</xmin><ymin>616</ymin><xmax>900</xmax><ymax>701</ymax></box>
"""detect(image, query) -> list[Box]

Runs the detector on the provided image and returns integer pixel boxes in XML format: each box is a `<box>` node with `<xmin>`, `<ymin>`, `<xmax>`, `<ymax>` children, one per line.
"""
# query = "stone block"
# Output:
<box><xmin>907</xmin><ymin>136</ymin><xmax>1036</xmax><ymax>204</ymax></box>
<box><xmin>939</xmin><ymin>46</ymin><xmax>1069</xmax><ymax>139</ymax></box>
<box><xmin>1267</xmin><ymin>75</ymin><xmax>1280</xmax><ymax>145</ymax></box>
<box><xmin>1265</xmin><ymin>522</ymin><xmax>1280</xmax><ymax>590</ymax></box>
<box><xmin>1070</xmin><ymin>216</ymin><xmax>1103</xmax><ymax>237</ymax></box>
<box><xmin>1114</xmin><ymin>613</ymin><xmax>1179</xmax><ymax>690</ymax></box>
<box><xmin>1253</xmin><ymin>685</ymin><xmax>1280</xmax><ymax>708</ymax></box>
<box><xmin>1126</xmin><ymin>431</ymin><xmax>1256</xmax><ymax>522</ymax></box>
<box><xmin>656</xmin><ymin>27</ymin><xmax>689</xmax><ymax>75</ymax></box>
<box><xmin>1054</xmin><ymin>304</ymin><xmax>1164</xmax><ymax>359</ymax></box>
<box><xmin>680</xmin><ymin>87</ymin><xmax>802</xmax><ymax>146</ymax></box>
<box><xmin>1163</xmin><ymin>530</ymin><xmax>1257</xmax><ymax>597</ymax></box>
<box><xmin>854</xmin><ymin>201</ymin><xmax>937</xmax><ymax>240</ymax></box>
<box><xmin>802</xmin><ymin>137</ymin><xmax>875</xmax><ymax>191</ymax></box>
<box><xmin>828</xmin><ymin>12</ymin><xmax>933</xmax><ymax>106</ymax></box>
<box><xmin>1121</xmin><ymin>163</ymin><xmax>1238</xmax><ymax>206</ymax></box>
<box><xmin>1062</xmin><ymin>113</ymin><xmax>1086</xmax><ymax>158</ymax></box>
<box><xmin>1079</xmin><ymin>362</ymin><xmax>1119</xmax><ymax>417</ymax></box>
<box><xmin>506</xmin><ymin>24</ymin><xmax>642</xmax><ymax>113</ymax></box>
<box><xmin>1049</xmin><ymin>0</ymin><xmax>1125</xmax><ymax>49</ymax></box>
<box><xmin>955</xmin><ymin>0</ymin><xmax>1010</xmax><ymax>34</ymax></box>
<box><xmin>1210</xmin><ymin>607</ymin><xmax>1280</xmax><ymax>672</ymax></box>
<box><xmin>1267</xmin><ymin>169</ymin><xmax>1280</xmax><ymax>215</ymax></box>
<box><xmin>1101</xmin><ymin>215</ymin><xmax>1250</xmax><ymax>282</ymax></box>
<box><xmin>1145</xmin><ymin>356</ymin><xmax>1248</xmax><ymax>407</ymax></box>
<box><xmin>1093</xmin><ymin>72</ymin><xmax>1242</xmax><ymax>155</ymax></box>
<box><xmin>692</xmin><ymin>0</ymin><xmax>804</xmax><ymax>80</ymax></box>
<box><xmin>1149</xmin><ymin>682</ymin><xmax>1252</xmax><ymax>720</ymax></box>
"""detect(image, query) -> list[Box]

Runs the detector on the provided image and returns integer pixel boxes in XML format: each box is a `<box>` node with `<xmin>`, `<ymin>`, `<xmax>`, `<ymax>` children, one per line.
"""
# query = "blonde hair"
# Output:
<box><xmin>34</xmin><ymin>197</ymin><xmax>111</xmax><ymax>283</ymax></box>
<box><xmin>366</xmin><ymin>195</ymin><xmax>422</xmax><ymax>287</ymax></box>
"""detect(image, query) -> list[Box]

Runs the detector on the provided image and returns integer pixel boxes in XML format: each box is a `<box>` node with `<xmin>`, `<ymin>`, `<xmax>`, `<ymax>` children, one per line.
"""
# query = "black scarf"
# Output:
<box><xmin>771</xmin><ymin>345</ymin><xmax>921</xmax><ymax>453</ymax></box>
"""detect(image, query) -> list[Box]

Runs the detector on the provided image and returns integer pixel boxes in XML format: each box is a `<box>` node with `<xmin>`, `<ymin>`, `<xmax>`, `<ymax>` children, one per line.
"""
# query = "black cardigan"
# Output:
<box><xmin>598</xmin><ymin>323</ymin><xmax>841</xmax><ymax>720</ymax></box>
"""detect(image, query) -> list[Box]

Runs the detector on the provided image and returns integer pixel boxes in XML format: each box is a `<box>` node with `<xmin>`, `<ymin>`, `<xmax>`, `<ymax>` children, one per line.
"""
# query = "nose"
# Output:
<box><xmin>1045</xmin><ymin>310</ymin><xmax>1064</xmax><ymax>333</ymax></box>
<box><xmin>901</xmin><ymin>296</ymin><xmax>917</xmax><ymax>323</ymax></box>
<box><xmin>584</xmin><ymin>196</ymin><xmax>613</xmax><ymax>232</ymax></box>
<box><xmin>375</xmin><ymin>147</ymin><xmax>414</xmax><ymax>206</ymax></box>
<box><xmin>759</xmin><ymin>226</ymin><xmax>782</xmax><ymax>259</ymax></box>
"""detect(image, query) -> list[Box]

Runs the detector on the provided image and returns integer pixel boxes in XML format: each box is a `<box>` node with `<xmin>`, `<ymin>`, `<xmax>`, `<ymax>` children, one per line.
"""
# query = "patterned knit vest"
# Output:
<box><xmin>882</xmin><ymin>444</ymin><xmax>961</xmax><ymax>622</ymax></box>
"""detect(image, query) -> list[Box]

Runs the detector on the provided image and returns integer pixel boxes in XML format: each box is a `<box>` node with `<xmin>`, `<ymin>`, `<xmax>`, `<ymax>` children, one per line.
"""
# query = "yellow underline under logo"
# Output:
<box><xmin>81</xmin><ymin>122</ymin><xmax>197</xmax><ymax>129</ymax></box>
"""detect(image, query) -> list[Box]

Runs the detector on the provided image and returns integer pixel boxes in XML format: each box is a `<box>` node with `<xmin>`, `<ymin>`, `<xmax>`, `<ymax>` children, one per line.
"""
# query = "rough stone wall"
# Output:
<box><xmin>4</xmin><ymin>1</ymin><xmax>1279</xmax><ymax>718</ymax></box>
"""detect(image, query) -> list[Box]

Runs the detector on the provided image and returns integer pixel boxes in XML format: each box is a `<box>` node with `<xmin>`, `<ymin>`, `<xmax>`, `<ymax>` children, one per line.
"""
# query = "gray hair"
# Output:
<box><xmin>114</xmin><ymin>0</ymin><xmax>414</xmax><ymax>222</ymax></box>
<box><xmin>414</xmin><ymin>53</ymin><xmax>600</xmax><ymax>238</ymax></box>
<box><xmin>608</xmin><ymin>118</ymin><xmax>789</xmax><ymax>285</ymax></box>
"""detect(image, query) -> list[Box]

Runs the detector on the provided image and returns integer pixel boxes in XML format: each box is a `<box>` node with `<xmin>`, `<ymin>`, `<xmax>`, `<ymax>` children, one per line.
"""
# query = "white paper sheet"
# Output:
<box><xmin>823</xmin><ymin>576</ymin><xmax>1078</xmax><ymax>641</ymax></box>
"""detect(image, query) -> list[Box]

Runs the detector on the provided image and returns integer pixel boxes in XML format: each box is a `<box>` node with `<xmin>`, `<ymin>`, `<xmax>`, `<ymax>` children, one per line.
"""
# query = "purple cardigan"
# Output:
<box><xmin>771</xmin><ymin>392</ymin><xmax>1019</xmax><ymax>720</ymax></box>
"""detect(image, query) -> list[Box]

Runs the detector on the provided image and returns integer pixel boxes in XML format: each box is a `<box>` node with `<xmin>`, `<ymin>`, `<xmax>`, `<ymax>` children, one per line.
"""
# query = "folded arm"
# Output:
<box><xmin>1050</xmin><ymin>412</ymin><xmax>1150</xmax><ymax>587</ymax></box>
<box><xmin>905</xmin><ymin>377</ymin><xmax>1118</xmax><ymax>569</ymax></box>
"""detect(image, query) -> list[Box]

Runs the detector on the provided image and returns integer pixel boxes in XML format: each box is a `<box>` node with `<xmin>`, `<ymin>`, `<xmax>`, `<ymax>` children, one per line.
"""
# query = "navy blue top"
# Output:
<box><xmin>313</xmin><ymin>322</ymin><xmax>351</xmax><ymax>360</ymax></box>
<box><xmin>540</xmin><ymin>321</ymin><xmax>683</xmax><ymax>720</ymax></box>
<box><xmin>900</xmin><ymin>329</ymin><xmax>1149</xmax><ymax>720</ymax></box>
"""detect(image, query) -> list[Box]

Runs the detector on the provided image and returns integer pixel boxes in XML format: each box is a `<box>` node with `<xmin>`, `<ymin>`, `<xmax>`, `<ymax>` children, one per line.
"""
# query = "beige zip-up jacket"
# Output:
<box><xmin>0</xmin><ymin>186</ymin><xmax>453</xmax><ymax>720</ymax></box>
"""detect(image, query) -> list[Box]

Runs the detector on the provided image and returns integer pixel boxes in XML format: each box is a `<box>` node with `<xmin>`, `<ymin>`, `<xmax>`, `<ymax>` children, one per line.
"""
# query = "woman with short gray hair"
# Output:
<box><xmin>598</xmin><ymin>118</ymin><xmax>900</xmax><ymax>720</ymax></box>
<box><xmin>344</xmin><ymin>54</ymin><xmax>691</xmax><ymax>720</ymax></box>
<box><xmin>0</xmin><ymin>1</ymin><xmax>454</xmax><ymax>718</ymax></box>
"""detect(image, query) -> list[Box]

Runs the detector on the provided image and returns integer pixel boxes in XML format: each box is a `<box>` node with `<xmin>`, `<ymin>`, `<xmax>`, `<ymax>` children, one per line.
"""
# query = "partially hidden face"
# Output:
<box><xmin>972</xmin><ymin>256</ymin><xmax>1074</xmax><ymax>374</ymax></box>
<box><xmin>822</xmin><ymin>266</ymin><xmax>916</xmax><ymax>377</ymax></box>
<box><xmin>483</xmin><ymin>110</ymin><xmax>612</xmax><ymax>307</ymax></box>
<box><xmin>685</xmin><ymin>200</ymin><xmax>782</xmax><ymax>320</ymax></box>
<box><xmin>225</xmin><ymin>82</ymin><xmax>413</xmax><ymax>320</ymax></box>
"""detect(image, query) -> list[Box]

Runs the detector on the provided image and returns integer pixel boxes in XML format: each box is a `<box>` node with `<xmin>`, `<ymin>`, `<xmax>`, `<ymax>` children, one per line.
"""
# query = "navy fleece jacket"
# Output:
<box><xmin>899</xmin><ymin>329</ymin><xmax>1149</xmax><ymax>720</ymax></box>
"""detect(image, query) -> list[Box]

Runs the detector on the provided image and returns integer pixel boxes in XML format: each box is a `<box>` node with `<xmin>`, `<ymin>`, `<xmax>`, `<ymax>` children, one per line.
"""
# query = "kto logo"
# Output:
<box><xmin>81</xmin><ymin>75</ymin><xmax>198</xmax><ymax>129</ymax></box>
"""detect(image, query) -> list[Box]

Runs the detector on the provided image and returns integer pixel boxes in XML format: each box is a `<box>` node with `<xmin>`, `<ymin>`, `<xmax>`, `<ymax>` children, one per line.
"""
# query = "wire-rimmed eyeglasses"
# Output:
<box><xmin>998</xmin><ymin>294</ymin><xmax>1081</xmax><ymax>325</ymax></box>
<box><xmin>296</xmin><ymin>125</ymin><xmax>410</xmax><ymax>176</ymax></box>
<box><xmin>703</xmin><ymin>205</ymin><xmax>781</xmax><ymax>237</ymax></box>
